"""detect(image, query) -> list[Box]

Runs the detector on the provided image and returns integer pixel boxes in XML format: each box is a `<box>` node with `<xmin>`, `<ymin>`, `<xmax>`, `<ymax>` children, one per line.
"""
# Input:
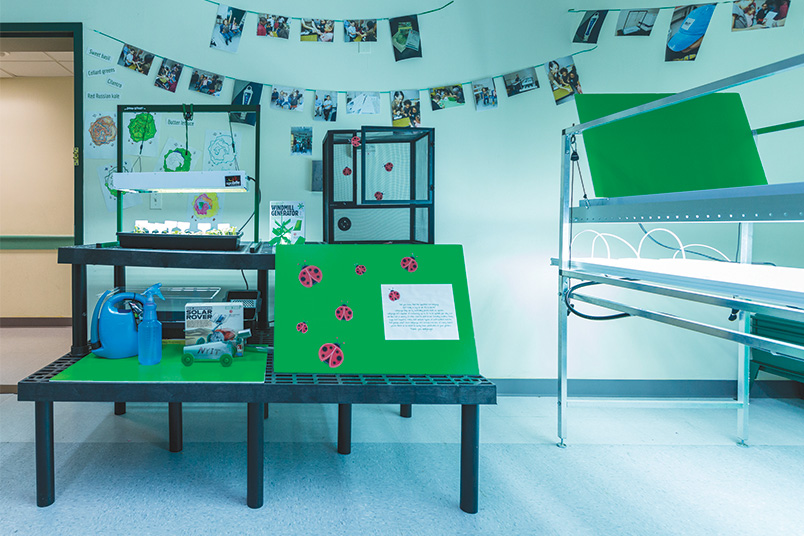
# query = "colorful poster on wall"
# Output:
<box><xmin>156</xmin><ymin>138</ymin><xmax>198</xmax><ymax>173</ymax></box>
<box><xmin>732</xmin><ymin>0</ymin><xmax>789</xmax><ymax>30</ymax></box>
<box><xmin>203</xmin><ymin>130</ymin><xmax>241</xmax><ymax>171</ymax></box>
<box><xmin>314</xmin><ymin>90</ymin><xmax>338</xmax><ymax>121</ymax></box>
<box><xmin>274</xmin><ymin>244</ymin><xmax>479</xmax><ymax>375</ymax></box>
<box><xmin>188</xmin><ymin>68</ymin><xmax>224</xmax><ymax>96</ymax></box>
<box><xmin>96</xmin><ymin>161</ymin><xmax>141</xmax><ymax>212</ymax></box>
<box><xmin>502</xmin><ymin>68</ymin><xmax>539</xmax><ymax>97</ymax></box>
<box><xmin>123</xmin><ymin>111</ymin><xmax>160</xmax><ymax>157</ymax></box>
<box><xmin>188</xmin><ymin>192</ymin><xmax>223</xmax><ymax>224</ymax></box>
<box><xmin>268</xmin><ymin>201</ymin><xmax>305</xmax><ymax>245</ymax></box>
<box><xmin>230</xmin><ymin>79</ymin><xmax>263</xmax><ymax>126</ymax></box>
<box><xmin>271</xmin><ymin>85</ymin><xmax>305</xmax><ymax>112</ymax></box>
<box><xmin>346</xmin><ymin>91</ymin><xmax>381</xmax><ymax>114</ymax></box>
<box><xmin>300</xmin><ymin>19</ymin><xmax>335</xmax><ymax>42</ymax></box>
<box><xmin>116</xmin><ymin>43</ymin><xmax>155</xmax><ymax>75</ymax></box>
<box><xmin>615</xmin><ymin>8</ymin><xmax>660</xmax><ymax>35</ymax></box>
<box><xmin>573</xmin><ymin>10</ymin><xmax>608</xmax><ymax>43</ymax></box>
<box><xmin>344</xmin><ymin>19</ymin><xmax>377</xmax><ymax>42</ymax></box>
<box><xmin>257</xmin><ymin>13</ymin><xmax>290</xmax><ymax>38</ymax></box>
<box><xmin>85</xmin><ymin>111</ymin><xmax>117</xmax><ymax>159</ymax></box>
<box><xmin>291</xmin><ymin>127</ymin><xmax>312</xmax><ymax>156</ymax></box>
<box><xmin>153</xmin><ymin>58</ymin><xmax>183</xmax><ymax>93</ymax></box>
<box><xmin>210</xmin><ymin>4</ymin><xmax>246</xmax><ymax>53</ymax></box>
<box><xmin>391</xmin><ymin>90</ymin><xmax>421</xmax><ymax>127</ymax></box>
<box><xmin>471</xmin><ymin>78</ymin><xmax>497</xmax><ymax>111</ymax></box>
<box><xmin>546</xmin><ymin>56</ymin><xmax>581</xmax><ymax>105</ymax></box>
<box><xmin>665</xmin><ymin>4</ymin><xmax>716</xmax><ymax>62</ymax></box>
<box><xmin>429</xmin><ymin>85</ymin><xmax>465</xmax><ymax>111</ymax></box>
<box><xmin>389</xmin><ymin>15</ymin><xmax>422</xmax><ymax>61</ymax></box>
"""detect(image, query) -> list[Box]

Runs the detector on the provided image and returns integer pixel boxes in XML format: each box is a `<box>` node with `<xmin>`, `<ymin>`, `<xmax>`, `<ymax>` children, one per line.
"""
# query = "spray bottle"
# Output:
<box><xmin>138</xmin><ymin>283</ymin><xmax>165</xmax><ymax>366</ymax></box>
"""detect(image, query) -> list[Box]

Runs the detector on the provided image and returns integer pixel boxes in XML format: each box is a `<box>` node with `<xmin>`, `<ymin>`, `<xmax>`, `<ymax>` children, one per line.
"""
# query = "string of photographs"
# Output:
<box><xmin>92</xmin><ymin>25</ymin><xmax>599</xmax><ymax>120</ymax></box>
<box><xmin>571</xmin><ymin>1</ymin><xmax>791</xmax><ymax>63</ymax></box>
<box><xmin>203</xmin><ymin>0</ymin><xmax>455</xmax><ymax>61</ymax></box>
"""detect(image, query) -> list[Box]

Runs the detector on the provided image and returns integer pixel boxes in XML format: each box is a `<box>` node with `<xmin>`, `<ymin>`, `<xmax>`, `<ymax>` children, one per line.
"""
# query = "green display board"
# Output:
<box><xmin>575</xmin><ymin>93</ymin><xmax>767</xmax><ymax>198</ymax></box>
<box><xmin>274</xmin><ymin>244</ymin><xmax>479</xmax><ymax>375</ymax></box>
<box><xmin>52</xmin><ymin>342</ymin><xmax>268</xmax><ymax>383</ymax></box>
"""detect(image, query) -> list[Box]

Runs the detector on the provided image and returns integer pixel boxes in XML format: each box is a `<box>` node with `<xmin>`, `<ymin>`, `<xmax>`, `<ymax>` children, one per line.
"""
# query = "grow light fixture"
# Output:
<box><xmin>112</xmin><ymin>170</ymin><xmax>249</xmax><ymax>193</ymax></box>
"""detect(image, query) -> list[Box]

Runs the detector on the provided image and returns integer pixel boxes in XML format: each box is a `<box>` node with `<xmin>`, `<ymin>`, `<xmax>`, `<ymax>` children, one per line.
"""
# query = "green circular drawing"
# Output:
<box><xmin>127</xmin><ymin>113</ymin><xmax>156</xmax><ymax>143</ymax></box>
<box><xmin>163</xmin><ymin>148</ymin><xmax>191</xmax><ymax>172</ymax></box>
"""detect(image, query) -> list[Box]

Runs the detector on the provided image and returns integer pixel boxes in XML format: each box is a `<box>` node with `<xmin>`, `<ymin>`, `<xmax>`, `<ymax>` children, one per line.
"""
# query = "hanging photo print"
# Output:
<box><xmin>389</xmin><ymin>15</ymin><xmax>422</xmax><ymax>61</ymax></box>
<box><xmin>188</xmin><ymin>69</ymin><xmax>224</xmax><ymax>97</ymax></box>
<box><xmin>546</xmin><ymin>57</ymin><xmax>581</xmax><ymax>105</ymax></box>
<box><xmin>154</xmin><ymin>58</ymin><xmax>183</xmax><ymax>93</ymax></box>
<box><xmin>391</xmin><ymin>90</ymin><xmax>421</xmax><ymax>127</ymax></box>
<box><xmin>429</xmin><ymin>85</ymin><xmax>465</xmax><ymax>111</ymax></box>
<box><xmin>300</xmin><ymin>19</ymin><xmax>335</xmax><ymax>42</ymax></box>
<box><xmin>573</xmin><ymin>10</ymin><xmax>608</xmax><ymax>43</ymax></box>
<box><xmin>344</xmin><ymin>20</ymin><xmax>378</xmax><ymax>42</ymax></box>
<box><xmin>615</xmin><ymin>8</ymin><xmax>660</xmax><ymax>36</ymax></box>
<box><xmin>271</xmin><ymin>85</ymin><xmax>306</xmax><ymax>112</ymax></box>
<box><xmin>117</xmin><ymin>43</ymin><xmax>155</xmax><ymax>75</ymax></box>
<box><xmin>314</xmin><ymin>90</ymin><xmax>338</xmax><ymax>122</ymax></box>
<box><xmin>291</xmin><ymin>127</ymin><xmax>313</xmax><ymax>156</ymax></box>
<box><xmin>502</xmin><ymin>68</ymin><xmax>539</xmax><ymax>97</ymax></box>
<box><xmin>346</xmin><ymin>91</ymin><xmax>381</xmax><ymax>114</ymax></box>
<box><xmin>231</xmin><ymin>80</ymin><xmax>263</xmax><ymax>126</ymax></box>
<box><xmin>666</xmin><ymin>4</ymin><xmax>716</xmax><ymax>61</ymax></box>
<box><xmin>257</xmin><ymin>13</ymin><xmax>290</xmax><ymax>38</ymax></box>
<box><xmin>732</xmin><ymin>0</ymin><xmax>789</xmax><ymax>30</ymax></box>
<box><xmin>210</xmin><ymin>4</ymin><xmax>246</xmax><ymax>53</ymax></box>
<box><xmin>471</xmin><ymin>78</ymin><xmax>498</xmax><ymax>111</ymax></box>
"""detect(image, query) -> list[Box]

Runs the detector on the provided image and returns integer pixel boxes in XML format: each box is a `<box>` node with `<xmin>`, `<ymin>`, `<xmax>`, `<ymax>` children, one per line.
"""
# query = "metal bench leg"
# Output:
<box><xmin>400</xmin><ymin>404</ymin><xmax>412</xmax><ymax>418</ymax></box>
<box><xmin>35</xmin><ymin>401</ymin><xmax>55</xmax><ymax>507</ymax></box>
<box><xmin>264</xmin><ymin>403</ymin><xmax>269</xmax><ymax>419</ymax></box>
<box><xmin>114</xmin><ymin>402</ymin><xmax>126</xmax><ymax>415</ymax></box>
<box><xmin>338</xmin><ymin>404</ymin><xmax>352</xmax><ymax>455</ymax></box>
<box><xmin>169</xmin><ymin>402</ymin><xmax>183</xmax><ymax>452</ymax></box>
<box><xmin>460</xmin><ymin>404</ymin><xmax>479</xmax><ymax>514</ymax></box>
<box><xmin>247</xmin><ymin>402</ymin><xmax>264</xmax><ymax>508</ymax></box>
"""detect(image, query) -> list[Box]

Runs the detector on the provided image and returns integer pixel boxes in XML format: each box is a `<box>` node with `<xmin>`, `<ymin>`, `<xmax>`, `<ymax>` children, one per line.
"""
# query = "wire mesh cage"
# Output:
<box><xmin>322</xmin><ymin>126</ymin><xmax>435</xmax><ymax>243</ymax></box>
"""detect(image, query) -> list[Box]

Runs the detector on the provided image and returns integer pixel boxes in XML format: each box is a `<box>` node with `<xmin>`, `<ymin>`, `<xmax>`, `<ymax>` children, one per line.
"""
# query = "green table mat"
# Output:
<box><xmin>52</xmin><ymin>342</ymin><xmax>268</xmax><ymax>383</ymax></box>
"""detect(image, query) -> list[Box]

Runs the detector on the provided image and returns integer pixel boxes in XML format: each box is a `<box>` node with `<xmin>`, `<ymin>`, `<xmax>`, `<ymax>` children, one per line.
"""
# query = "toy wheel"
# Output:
<box><xmin>181</xmin><ymin>353</ymin><xmax>194</xmax><ymax>367</ymax></box>
<box><xmin>220</xmin><ymin>354</ymin><xmax>233</xmax><ymax>367</ymax></box>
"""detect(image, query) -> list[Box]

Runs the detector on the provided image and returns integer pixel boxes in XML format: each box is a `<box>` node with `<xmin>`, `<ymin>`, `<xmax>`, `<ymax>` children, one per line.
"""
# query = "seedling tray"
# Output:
<box><xmin>117</xmin><ymin>232</ymin><xmax>242</xmax><ymax>251</ymax></box>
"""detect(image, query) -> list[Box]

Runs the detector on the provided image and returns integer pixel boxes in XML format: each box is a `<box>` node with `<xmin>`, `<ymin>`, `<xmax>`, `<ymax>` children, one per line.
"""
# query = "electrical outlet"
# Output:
<box><xmin>150</xmin><ymin>193</ymin><xmax>162</xmax><ymax>209</ymax></box>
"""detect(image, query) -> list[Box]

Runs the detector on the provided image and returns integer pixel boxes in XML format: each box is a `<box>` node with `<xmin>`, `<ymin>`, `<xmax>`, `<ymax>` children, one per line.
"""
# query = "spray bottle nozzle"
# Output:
<box><xmin>142</xmin><ymin>283</ymin><xmax>165</xmax><ymax>302</ymax></box>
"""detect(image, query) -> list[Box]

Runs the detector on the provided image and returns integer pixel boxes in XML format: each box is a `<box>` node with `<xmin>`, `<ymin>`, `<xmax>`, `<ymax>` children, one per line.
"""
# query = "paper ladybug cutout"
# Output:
<box><xmin>298</xmin><ymin>264</ymin><xmax>322</xmax><ymax>287</ymax></box>
<box><xmin>343</xmin><ymin>167</ymin><xmax>352</xmax><ymax>176</ymax></box>
<box><xmin>384</xmin><ymin>162</ymin><xmax>393</xmax><ymax>172</ymax></box>
<box><xmin>388</xmin><ymin>290</ymin><xmax>400</xmax><ymax>301</ymax></box>
<box><xmin>350</xmin><ymin>136</ymin><xmax>361</xmax><ymax>148</ymax></box>
<box><xmin>355</xmin><ymin>264</ymin><xmax>367</xmax><ymax>275</ymax></box>
<box><xmin>401</xmin><ymin>256</ymin><xmax>418</xmax><ymax>272</ymax></box>
<box><xmin>335</xmin><ymin>304</ymin><xmax>354</xmax><ymax>321</ymax></box>
<box><xmin>296</xmin><ymin>322</ymin><xmax>308</xmax><ymax>334</ymax></box>
<box><xmin>319</xmin><ymin>342</ymin><xmax>344</xmax><ymax>368</ymax></box>
<box><xmin>374</xmin><ymin>192</ymin><xmax>383</xmax><ymax>201</ymax></box>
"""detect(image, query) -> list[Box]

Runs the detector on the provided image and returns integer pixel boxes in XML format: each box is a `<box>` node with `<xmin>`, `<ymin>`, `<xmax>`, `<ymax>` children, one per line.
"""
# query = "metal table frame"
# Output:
<box><xmin>18</xmin><ymin>244</ymin><xmax>495</xmax><ymax>512</ymax></box>
<box><xmin>557</xmin><ymin>54</ymin><xmax>804</xmax><ymax>447</ymax></box>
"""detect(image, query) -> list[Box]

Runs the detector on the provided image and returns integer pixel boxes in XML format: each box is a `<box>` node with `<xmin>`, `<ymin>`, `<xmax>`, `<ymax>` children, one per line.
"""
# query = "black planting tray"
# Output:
<box><xmin>117</xmin><ymin>232</ymin><xmax>242</xmax><ymax>251</ymax></box>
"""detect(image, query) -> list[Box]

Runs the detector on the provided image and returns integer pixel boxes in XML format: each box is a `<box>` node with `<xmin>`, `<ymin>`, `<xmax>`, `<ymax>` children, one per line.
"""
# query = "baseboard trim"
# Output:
<box><xmin>0</xmin><ymin>384</ymin><xmax>17</xmax><ymax>394</ymax></box>
<box><xmin>490</xmin><ymin>379</ymin><xmax>803</xmax><ymax>399</ymax></box>
<box><xmin>0</xmin><ymin>317</ymin><xmax>71</xmax><ymax>327</ymax></box>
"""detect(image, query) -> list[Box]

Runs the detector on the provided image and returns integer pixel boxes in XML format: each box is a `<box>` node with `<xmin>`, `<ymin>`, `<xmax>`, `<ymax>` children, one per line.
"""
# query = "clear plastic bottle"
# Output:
<box><xmin>138</xmin><ymin>283</ymin><xmax>164</xmax><ymax>366</ymax></box>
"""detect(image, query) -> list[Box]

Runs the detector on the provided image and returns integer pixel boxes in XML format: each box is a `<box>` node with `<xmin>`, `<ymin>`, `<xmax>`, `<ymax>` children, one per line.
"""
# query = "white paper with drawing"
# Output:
<box><xmin>381</xmin><ymin>284</ymin><xmax>459</xmax><ymax>340</ymax></box>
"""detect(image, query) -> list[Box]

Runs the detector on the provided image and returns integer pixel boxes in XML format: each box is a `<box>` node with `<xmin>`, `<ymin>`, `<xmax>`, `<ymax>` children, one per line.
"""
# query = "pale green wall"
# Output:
<box><xmin>2</xmin><ymin>0</ymin><xmax>803</xmax><ymax>379</ymax></box>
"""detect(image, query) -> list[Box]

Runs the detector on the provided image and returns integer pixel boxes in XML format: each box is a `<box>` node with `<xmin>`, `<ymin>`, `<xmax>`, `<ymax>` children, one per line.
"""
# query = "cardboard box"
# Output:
<box><xmin>184</xmin><ymin>302</ymin><xmax>244</xmax><ymax>347</ymax></box>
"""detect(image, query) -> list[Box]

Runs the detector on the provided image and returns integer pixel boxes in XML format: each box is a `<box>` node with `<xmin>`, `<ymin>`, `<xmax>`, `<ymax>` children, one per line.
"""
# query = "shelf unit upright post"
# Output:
<box><xmin>557</xmin><ymin>54</ymin><xmax>804</xmax><ymax>447</ymax></box>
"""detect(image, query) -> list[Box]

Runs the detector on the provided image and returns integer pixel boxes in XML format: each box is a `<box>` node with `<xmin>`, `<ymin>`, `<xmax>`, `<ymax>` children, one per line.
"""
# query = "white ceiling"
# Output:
<box><xmin>0</xmin><ymin>38</ymin><xmax>74</xmax><ymax>78</ymax></box>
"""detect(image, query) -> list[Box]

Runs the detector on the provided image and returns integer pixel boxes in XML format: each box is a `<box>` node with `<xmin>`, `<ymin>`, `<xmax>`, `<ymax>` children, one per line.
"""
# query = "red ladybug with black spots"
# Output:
<box><xmin>384</xmin><ymin>162</ymin><xmax>393</xmax><ymax>172</ymax></box>
<box><xmin>296</xmin><ymin>322</ymin><xmax>308</xmax><ymax>333</ymax></box>
<box><xmin>335</xmin><ymin>304</ymin><xmax>353</xmax><ymax>321</ymax></box>
<box><xmin>298</xmin><ymin>264</ymin><xmax>322</xmax><ymax>288</ymax></box>
<box><xmin>343</xmin><ymin>167</ymin><xmax>352</xmax><ymax>176</ymax></box>
<box><xmin>350</xmin><ymin>136</ymin><xmax>361</xmax><ymax>148</ymax></box>
<box><xmin>388</xmin><ymin>290</ymin><xmax>400</xmax><ymax>301</ymax></box>
<box><xmin>401</xmin><ymin>255</ymin><xmax>418</xmax><ymax>272</ymax></box>
<box><xmin>374</xmin><ymin>191</ymin><xmax>383</xmax><ymax>201</ymax></box>
<box><xmin>355</xmin><ymin>264</ymin><xmax>366</xmax><ymax>275</ymax></box>
<box><xmin>319</xmin><ymin>342</ymin><xmax>344</xmax><ymax>368</ymax></box>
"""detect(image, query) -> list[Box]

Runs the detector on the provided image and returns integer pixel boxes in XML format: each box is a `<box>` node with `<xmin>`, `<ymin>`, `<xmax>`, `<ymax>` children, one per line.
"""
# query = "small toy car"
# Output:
<box><xmin>182</xmin><ymin>329</ymin><xmax>251</xmax><ymax>367</ymax></box>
